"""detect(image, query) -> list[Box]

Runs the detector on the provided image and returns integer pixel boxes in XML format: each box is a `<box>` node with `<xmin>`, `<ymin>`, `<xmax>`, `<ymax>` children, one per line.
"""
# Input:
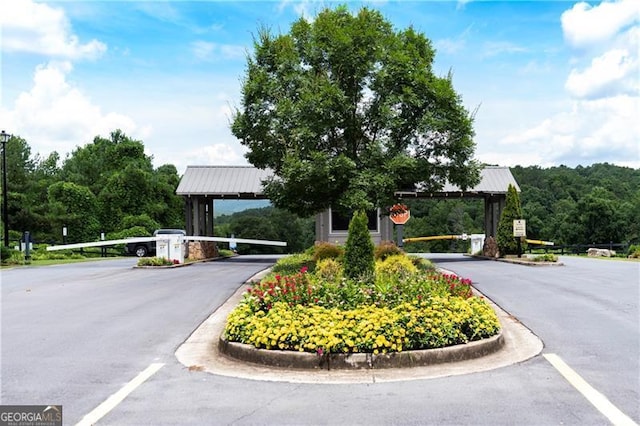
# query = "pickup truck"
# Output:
<box><xmin>125</xmin><ymin>229</ymin><xmax>186</xmax><ymax>257</ymax></box>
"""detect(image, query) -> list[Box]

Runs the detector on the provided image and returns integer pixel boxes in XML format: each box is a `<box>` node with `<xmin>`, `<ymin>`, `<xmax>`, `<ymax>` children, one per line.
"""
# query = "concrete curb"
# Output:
<box><xmin>133</xmin><ymin>254</ymin><xmax>235</xmax><ymax>269</ymax></box>
<box><xmin>219</xmin><ymin>333</ymin><xmax>504</xmax><ymax>370</ymax></box>
<box><xmin>175</xmin><ymin>269</ymin><xmax>543</xmax><ymax>383</ymax></box>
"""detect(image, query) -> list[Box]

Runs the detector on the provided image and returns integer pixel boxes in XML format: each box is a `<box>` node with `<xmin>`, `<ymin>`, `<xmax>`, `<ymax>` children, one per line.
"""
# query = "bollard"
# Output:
<box><xmin>23</xmin><ymin>231</ymin><xmax>32</xmax><ymax>263</ymax></box>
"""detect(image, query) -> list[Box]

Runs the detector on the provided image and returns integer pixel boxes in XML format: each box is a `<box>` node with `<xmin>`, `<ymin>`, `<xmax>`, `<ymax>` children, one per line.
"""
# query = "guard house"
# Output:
<box><xmin>176</xmin><ymin>165</ymin><xmax>519</xmax><ymax>243</ymax></box>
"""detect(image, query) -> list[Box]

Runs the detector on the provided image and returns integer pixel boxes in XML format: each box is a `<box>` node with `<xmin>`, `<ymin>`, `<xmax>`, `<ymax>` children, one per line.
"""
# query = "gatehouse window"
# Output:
<box><xmin>330</xmin><ymin>208</ymin><xmax>379</xmax><ymax>233</ymax></box>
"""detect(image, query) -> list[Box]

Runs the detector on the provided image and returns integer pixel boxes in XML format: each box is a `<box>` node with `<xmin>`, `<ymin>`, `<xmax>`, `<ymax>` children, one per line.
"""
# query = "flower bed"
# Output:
<box><xmin>223</xmin><ymin>251</ymin><xmax>500</xmax><ymax>355</ymax></box>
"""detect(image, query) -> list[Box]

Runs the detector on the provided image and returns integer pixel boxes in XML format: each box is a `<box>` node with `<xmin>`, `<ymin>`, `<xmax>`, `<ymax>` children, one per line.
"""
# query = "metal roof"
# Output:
<box><xmin>176</xmin><ymin>165</ymin><xmax>519</xmax><ymax>198</ymax></box>
<box><xmin>441</xmin><ymin>166</ymin><xmax>520</xmax><ymax>194</ymax></box>
<box><xmin>176</xmin><ymin>166</ymin><xmax>272</xmax><ymax>198</ymax></box>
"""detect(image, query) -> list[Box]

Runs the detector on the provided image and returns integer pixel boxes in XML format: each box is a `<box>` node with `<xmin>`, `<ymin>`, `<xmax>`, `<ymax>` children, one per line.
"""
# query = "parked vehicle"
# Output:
<box><xmin>125</xmin><ymin>229</ymin><xmax>186</xmax><ymax>257</ymax></box>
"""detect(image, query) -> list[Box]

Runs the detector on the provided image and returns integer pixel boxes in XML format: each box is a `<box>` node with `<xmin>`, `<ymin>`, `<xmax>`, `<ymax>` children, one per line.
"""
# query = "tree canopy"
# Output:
<box><xmin>2</xmin><ymin>130</ymin><xmax>184</xmax><ymax>244</ymax></box>
<box><xmin>232</xmin><ymin>6</ymin><xmax>479</xmax><ymax>217</ymax></box>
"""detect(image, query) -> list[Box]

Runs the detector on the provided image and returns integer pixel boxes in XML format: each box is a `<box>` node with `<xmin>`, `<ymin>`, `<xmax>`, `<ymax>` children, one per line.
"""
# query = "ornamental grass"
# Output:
<box><xmin>224</xmin><ymin>253</ymin><xmax>500</xmax><ymax>354</ymax></box>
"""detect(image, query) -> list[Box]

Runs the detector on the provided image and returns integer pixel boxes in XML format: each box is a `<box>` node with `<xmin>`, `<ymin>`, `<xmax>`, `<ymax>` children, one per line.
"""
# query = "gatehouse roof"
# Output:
<box><xmin>176</xmin><ymin>165</ymin><xmax>519</xmax><ymax>199</ymax></box>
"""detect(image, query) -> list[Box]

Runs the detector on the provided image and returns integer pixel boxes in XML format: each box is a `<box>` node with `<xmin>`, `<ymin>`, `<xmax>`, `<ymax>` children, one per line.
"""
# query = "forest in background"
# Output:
<box><xmin>2</xmin><ymin>131</ymin><xmax>638</xmax><ymax>254</ymax></box>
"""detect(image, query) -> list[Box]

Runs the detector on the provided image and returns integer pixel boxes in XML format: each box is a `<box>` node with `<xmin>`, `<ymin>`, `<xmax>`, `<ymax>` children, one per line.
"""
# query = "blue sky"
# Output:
<box><xmin>1</xmin><ymin>0</ymin><xmax>638</xmax><ymax>173</ymax></box>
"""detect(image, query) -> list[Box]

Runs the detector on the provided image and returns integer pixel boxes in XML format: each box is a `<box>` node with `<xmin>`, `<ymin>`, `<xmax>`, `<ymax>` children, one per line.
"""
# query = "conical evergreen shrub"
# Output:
<box><xmin>496</xmin><ymin>184</ymin><xmax>527</xmax><ymax>256</ymax></box>
<box><xmin>344</xmin><ymin>210</ymin><xmax>375</xmax><ymax>280</ymax></box>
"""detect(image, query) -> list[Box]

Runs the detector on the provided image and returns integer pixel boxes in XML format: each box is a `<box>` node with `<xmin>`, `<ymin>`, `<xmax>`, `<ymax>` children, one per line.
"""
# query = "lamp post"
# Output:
<box><xmin>1</xmin><ymin>130</ymin><xmax>10</xmax><ymax>247</ymax></box>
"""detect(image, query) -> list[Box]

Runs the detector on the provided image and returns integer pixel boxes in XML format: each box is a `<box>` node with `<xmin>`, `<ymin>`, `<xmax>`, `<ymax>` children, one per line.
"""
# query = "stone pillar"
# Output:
<box><xmin>187</xmin><ymin>241</ymin><xmax>218</xmax><ymax>260</ymax></box>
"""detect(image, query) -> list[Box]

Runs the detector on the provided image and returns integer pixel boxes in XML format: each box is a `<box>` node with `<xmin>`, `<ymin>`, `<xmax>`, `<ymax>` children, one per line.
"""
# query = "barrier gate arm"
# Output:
<box><xmin>403</xmin><ymin>235</ymin><xmax>462</xmax><ymax>243</ymax></box>
<box><xmin>525</xmin><ymin>239</ymin><xmax>554</xmax><ymax>246</ymax></box>
<box><xmin>183</xmin><ymin>235</ymin><xmax>287</xmax><ymax>247</ymax></box>
<box><xmin>46</xmin><ymin>237</ymin><xmax>161</xmax><ymax>251</ymax></box>
<box><xmin>46</xmin><ymin>235</ymin><xmax>287</xmax><ymax>251</ymax></box>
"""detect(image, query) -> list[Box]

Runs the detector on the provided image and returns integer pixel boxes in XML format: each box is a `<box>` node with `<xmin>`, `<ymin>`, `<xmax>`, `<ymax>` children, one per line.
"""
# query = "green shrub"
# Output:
<box><xmin>217</xmin><ymin>249</ymin><xmax>235</xmax><ymax>257</ymax></box>
<box><xmin>109</xmin><ymin>226</ymin><xmax>151</xmax><ymax>241</ymax></box>
<box><xmin>1</xmin><ymin>247</ymin><xmax>24</xmax><ymax>265</ymax></box>
<box><xmin>628</xmin><ymin>245</ymin><xmax>640</xmax><ymax>258</ymax></box>
<box><xmin>531</xmin><ymin>253</ymin><xmax>558</xmax><ymax>262</ymax></box>
<box><xmin>315</xmin><ymin>258</ymin><xmax>343</xmax><ymax>283</ymax></box>
<box><xmin>312</xmin><ymin>242</ymin><xmax>344</xmax><ymax>262</ymax></box>
<box><xmin>375</xmin><ymin>254</ymin><xmax>417</xmax><ymax>279</ymax></box>
<box><xmin>344</xmin><ymin>210</ymin><xmax>375</xmax><ymax>280</ymax></box>
<box><xmin>1</xmin><ymin>245</ymin><xmax>14</xmax><ymax>262</ymax></box>
<box><xmin>271</xmin><ymin>253</ymin><xmax>314</xmax><ymax>275</ymax></box>
<box><xmin>408</xmin><ymin>255</ymin><xmax>436</xmax><ymax>272</ymax></box>
<box><xmin>31</xmin><ymin>249</ymin><xmax>75</xmax><ymax>260</ymax></box>
<box><xmin>496</xmin><ymin>184</ymin><xmax>527</xmax><ymax>256</ymax></box>
<box><xmin>137</xmin><ymin>257</ymin><xmax>178</xmax><ymax>266</ymax></box>
<box><xmin>374</xmin><ymin>241</ymin><xmax>403</xmax><ymax>261</ymax></box>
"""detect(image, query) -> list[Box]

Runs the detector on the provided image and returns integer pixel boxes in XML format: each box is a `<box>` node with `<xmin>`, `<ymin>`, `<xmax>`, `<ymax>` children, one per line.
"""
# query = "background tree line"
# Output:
<box><xmin>2</xmin><ymin>129</ymin><xmax>638</xmax><ymax>253</ymax></box>
<box><xmin>402</xmin><ymin>163</ymin><xmax>640</xmax><ymax>252</ymax></box>
<box><xmin>3</xmin><ymin>130</ymin><xmax>184</xmax><ymax>245</ymax></box>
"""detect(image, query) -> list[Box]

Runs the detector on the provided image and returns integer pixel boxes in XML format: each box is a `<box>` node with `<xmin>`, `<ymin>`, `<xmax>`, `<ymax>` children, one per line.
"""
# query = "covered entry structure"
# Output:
<box><xmin>176</xmin><ymin>165</ymin><xmax>519</xmax><ymax>241</ymax></box>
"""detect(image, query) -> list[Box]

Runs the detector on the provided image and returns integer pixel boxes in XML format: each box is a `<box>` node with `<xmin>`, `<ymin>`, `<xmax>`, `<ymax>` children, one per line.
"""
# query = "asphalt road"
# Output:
<box><xmin>1</xmin><ymin>255</ymin><xmax>638</xmax><ymax>425</ymax></box>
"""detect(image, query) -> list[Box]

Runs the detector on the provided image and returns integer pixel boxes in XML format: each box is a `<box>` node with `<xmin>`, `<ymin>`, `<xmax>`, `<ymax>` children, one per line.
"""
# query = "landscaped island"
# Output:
<box><xmin>223</xmin><ymin>242</ymin><xmax>500</xmax><ymax>356</ymax></box>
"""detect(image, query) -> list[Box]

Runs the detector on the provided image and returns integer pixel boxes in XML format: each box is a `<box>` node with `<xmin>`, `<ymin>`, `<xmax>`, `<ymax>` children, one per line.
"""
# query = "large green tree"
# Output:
<box><xmin>232</xmin><ymin>6</ymin><xmax>479</xmax><ymax>217</ymax></box>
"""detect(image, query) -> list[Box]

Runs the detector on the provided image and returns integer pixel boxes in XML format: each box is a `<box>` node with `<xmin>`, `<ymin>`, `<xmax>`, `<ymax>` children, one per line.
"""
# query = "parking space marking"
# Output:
<box><xmin>76</xmin><ymin>362</ymin><xmax>164</xmax><ymax>426</ymax></box>
<box><xmin>544</xmin><ymin>353</ymin><xmax>637</xmax><ymax>426</ymax></box>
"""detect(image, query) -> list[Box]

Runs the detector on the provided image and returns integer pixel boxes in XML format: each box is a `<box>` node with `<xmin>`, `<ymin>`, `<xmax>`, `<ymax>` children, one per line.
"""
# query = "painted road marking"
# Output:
<box><xmin>544</xmin><ymin>353</ymin><xmax>637</xmax><ymax>426</ymax></box>
<box><xmin>76</xmin><ymin>363</ymin><xmax>164</xmax><ymax>426</ymax></box>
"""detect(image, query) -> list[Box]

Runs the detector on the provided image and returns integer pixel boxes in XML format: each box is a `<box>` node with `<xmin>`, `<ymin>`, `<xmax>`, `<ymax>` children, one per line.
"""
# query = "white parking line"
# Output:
<box><xmin>76</xmin><ymin>363</ymin><xmax>164</xmax><ymax>426</ymax></box>
<box><xmin>544</xmin><ymin>353</ymin><xmax>637</xmax><ymax>426</ymax></box>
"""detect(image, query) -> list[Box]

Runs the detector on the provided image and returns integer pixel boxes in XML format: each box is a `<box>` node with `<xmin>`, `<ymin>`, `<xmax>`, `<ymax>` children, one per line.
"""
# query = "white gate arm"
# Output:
<box><xmin>183</xmin><ymin>236</ymin><xmax>287</xmax><ymax>247</ymax></box>
<box><xmin>46</xmin><ymin>235</ymin><xmax>287</xmax><ymax>251</ymax></box>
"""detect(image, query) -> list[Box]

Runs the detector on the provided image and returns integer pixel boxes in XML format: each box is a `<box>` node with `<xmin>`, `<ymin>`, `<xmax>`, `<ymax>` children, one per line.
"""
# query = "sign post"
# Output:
<box><xmin>390</xmin><ymin>204</ymin><xmax>411</xmax><ymax>248</ymax></box>
<box><xmin>513</xmin><ymin>219</ymin><xmax>527</xmax><ymax>258</ymax></box>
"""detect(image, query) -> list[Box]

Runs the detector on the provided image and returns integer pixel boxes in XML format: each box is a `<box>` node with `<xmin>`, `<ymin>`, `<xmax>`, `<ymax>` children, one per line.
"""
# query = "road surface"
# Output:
<box><xmin>1</xmin><ymin>255</ymin><xmax>638</xmax><ymax>425</ymax></box>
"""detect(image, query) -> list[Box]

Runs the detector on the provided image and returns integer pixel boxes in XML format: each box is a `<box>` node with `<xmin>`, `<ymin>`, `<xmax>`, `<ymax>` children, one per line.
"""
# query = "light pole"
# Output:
<box><xmin>1</xmin><ymin>130</ymin><xmax>10</xmax><ymax>247</ymax></box>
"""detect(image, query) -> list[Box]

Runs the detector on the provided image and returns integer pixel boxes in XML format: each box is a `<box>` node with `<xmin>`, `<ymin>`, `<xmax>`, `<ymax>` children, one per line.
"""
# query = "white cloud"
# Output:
<box><xmin>0</xmin><ymin>62</ymin><xmax>149</xmax><ymax>156</ymax></box>
<box><xmin>435</xmin><ymin>37</ymin><xmax>466</xmax><ymax>55</ymax></box>
<box><xmin>482</xmin><ymin>41</ymin><xmax>527</xmax><ymax>58</ymax></box>
<box><xmin>565</xmin><ymin>47</ymin><xmax>639</xmax><ymax>98</ymax></box>
<box><xmin>499</xmin><ymin>95</ymin><xmax>639</xmax><ymax>167</ymax></box>
<box><xmin>495</xmin><ymin>0</ymin><xmax>640</xmax><ymax>168</ymax></box>
<box><xmin>191</xmin><ymin>41</ymin><xmax>246</xmax><ymax>62</ymax></box>
<box><xmin>184</xmin><ymin>144</ymin><xmax>247</xmax><ymax>168</ymax></box>
<box><xmin>561</xmin><ymin>0</ymin><xmax>638</xmax><ymax>48</ymax></box>
<box><xmin>0</xmin><ymin>0</ymin><xmax>106</xmax><ymax>59</ymax></box>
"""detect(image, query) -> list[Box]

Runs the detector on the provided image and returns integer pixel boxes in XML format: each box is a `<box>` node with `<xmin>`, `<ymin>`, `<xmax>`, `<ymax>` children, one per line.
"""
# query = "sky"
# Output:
<box><xmin>1</xmin><ymin>0</ymin><xmax>638</xmax><ymax>174</ymax></box>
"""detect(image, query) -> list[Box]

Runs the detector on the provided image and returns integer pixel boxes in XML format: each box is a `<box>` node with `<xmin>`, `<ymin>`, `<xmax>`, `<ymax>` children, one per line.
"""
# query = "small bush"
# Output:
<box><xmin>531</xmin><ymin>253</ymin><xmax>558</xmax><ymax>262</ymax></box>
<box><xmin>312</xmin><ymin>242</ymin><xmax>344</xmax><ymax>262</ymax></box>
<box><xmin>271</xmin><ymin>253</ymin><xmax>314</xmax><ymax>275</ymax></box>
<box><xmin>375</xmin><ymin>254</ymin><xmax>418</xmax><ymax>279</ymax></box>
<box><xmin>217</xmin><ymin>249</ymin><xmax>235</xmax><ymax>257</ymax></box>
<box><xmin>628</xmin><ymin>245</ymin><xmax>640</xmax><ymax>259</ymax></box>
<box><xmin>409</xmin><ymin>256</ymin><xmax>436</xmax><ymax>272</ymax></box>
<box><xmin>374</xmin><ymin>241</ymin><xmax>403</xmax><ymax>261</ymax></box>
<box><xmin>1</xmin><ymin>248</ymin><xmax>24</xmax><ymax>265</ymax></box>
<box><xmin>137</xmin><ymin>257</ymin><xmax>177</xmax><ymax>266</ymax></box>
<box><xmin>1</xmin><ymin>246</ymin><xmax>14</xmax><ymax>262</ymax></box>
<box><xmin>315</xmin><ymin>258</ymin><xmax>343</xmax><ymax>283</ymax></box>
